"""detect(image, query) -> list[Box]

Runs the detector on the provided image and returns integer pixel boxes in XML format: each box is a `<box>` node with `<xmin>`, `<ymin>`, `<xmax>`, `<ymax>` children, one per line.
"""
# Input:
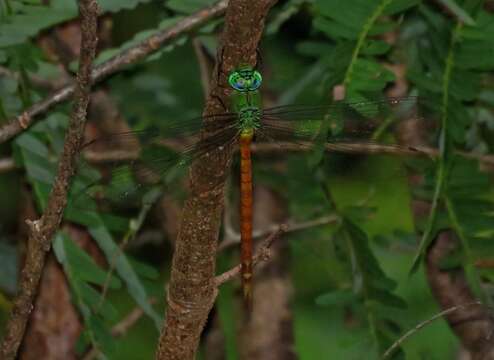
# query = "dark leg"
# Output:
<box><xmin>255</xmin><ymin>48</ymin><xmax>263</xmax><ymax>70</ymax></box>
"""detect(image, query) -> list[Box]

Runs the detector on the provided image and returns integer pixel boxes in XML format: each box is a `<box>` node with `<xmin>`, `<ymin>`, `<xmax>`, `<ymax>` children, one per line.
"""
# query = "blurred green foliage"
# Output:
<box><xmin>1</xmin><ymin>0</ymin><xmax>494</xmax><ymax>359</ymax></box>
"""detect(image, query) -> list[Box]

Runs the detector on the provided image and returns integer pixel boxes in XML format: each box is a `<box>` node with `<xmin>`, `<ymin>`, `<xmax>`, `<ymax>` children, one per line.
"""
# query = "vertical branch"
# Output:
<box><xmin>156</xmin><ymin>1</ymin><xmax>278</xmax><ymax>359</ymax></box>
<box><xmin>0</xmin><ymin>1</ymin><xmax>99</xmax><ymax>359</ymax></box>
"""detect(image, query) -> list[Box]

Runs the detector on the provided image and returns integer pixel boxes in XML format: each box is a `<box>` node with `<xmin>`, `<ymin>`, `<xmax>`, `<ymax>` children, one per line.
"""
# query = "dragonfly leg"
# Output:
<box><xmin>216</xmin><ymin>46</ymin><xmax>226</xmax><ymax>84</ymax></box>
<box><xmin>255</xmin><ymin>48</ymin><xmax>263</xmax><ymax>69</ymax></box>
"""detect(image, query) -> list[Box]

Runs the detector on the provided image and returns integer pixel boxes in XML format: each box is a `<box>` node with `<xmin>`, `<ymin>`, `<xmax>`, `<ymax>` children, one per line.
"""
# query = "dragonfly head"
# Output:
<box><xmin>228</xmin><ymin>67</ymin><xmax>262</xmax><ymax>92</ymax></box>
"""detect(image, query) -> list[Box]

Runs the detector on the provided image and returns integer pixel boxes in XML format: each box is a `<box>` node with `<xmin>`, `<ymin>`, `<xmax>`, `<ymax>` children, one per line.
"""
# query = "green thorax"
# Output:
<box><xmin>228</xmin><ymin>66</ymin><xmax>263</xmax><ymax>136</ymax></box>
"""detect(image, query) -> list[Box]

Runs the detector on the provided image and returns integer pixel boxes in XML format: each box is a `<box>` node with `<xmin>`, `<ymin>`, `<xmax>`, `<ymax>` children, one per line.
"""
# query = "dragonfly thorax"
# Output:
<box><xmin>237</xmin><ymin>107</ymin><xmax>261</xmax><ymax>132</ymax></box>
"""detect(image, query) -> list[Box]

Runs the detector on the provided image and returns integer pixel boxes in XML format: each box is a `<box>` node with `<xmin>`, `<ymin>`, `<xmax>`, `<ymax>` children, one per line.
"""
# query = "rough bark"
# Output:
<box><xmin>155</xmin><ymin>1</ymin><xmax>278</xmax><ymax>359</ymax></box>
<box><xmin>15</xmin><ymin>189</ymin><xmax>82</xmax><ymax>360</ymax></box>
<box><xmin>0</xmin><ymin>2</ymin><xmax>99</xmax><ymax>358</ymax></box>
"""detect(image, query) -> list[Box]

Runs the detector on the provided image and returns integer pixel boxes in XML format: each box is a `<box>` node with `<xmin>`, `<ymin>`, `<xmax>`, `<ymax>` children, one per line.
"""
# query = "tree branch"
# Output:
<box><xmin>383</xmin><ymin>301</ymin><xmax>485</xmax><ymax>359</ymax></box>
<box><xmin>83</xmin><ymin>140</ymin><xmax>494</xmax><ymax>166</ymax></box>
<box><xmin>217</xmin><ymin>214</ymin><xmax>339</xmax><ymax>251</ymax></box>
<box><xmin>0</xmin><ymin>1</ymin><xmax>99</xmax><ymax>358</ymax></box>
<box><xmin>0</xmin><ymin>0</ymin><xmax>228</xmax><ymax>144</ymax></box>
<box><xmin>155</xmin><ymin>1</ymin><xmax>278</xmax><ymax>359</ymax></box>
<box><xmin>82</xmin><ymin>298</ymin><xmax>158</xmax><ymax>360</ymax></box>
<box><xmin>215</xmin><ymin>227</ymin><xmax>286</xmax><ymax>287</ymax></box>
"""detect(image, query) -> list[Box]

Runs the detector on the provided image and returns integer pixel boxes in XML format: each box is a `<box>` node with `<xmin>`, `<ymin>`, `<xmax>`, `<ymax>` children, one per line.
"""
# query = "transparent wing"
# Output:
<box><xmin>252</xmin><ymin>96</ymin><xmax>432</xmax><ymax>194</ymax></box>
<box><xmin>262</xmin><ymin>96</ymin><xmax>418</xmax><ymax>123</ymax></box>
<box><xmin>70</xmin><ymin>113</ymin><xmax>239</xmax><ymax>211</ymax></box>
<box><xmin>258</xmin><ymin>96</ymin><xmax>424</xmax><ymax>153</ymax></box>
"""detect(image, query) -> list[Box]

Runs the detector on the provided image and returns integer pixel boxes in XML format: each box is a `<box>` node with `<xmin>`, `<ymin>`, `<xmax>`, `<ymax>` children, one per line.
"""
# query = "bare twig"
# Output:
<box><xmin>215</xmin><ymin>226</ymin><xmax>286</xmax><ymax>287</ymax></box>
<box><xmin>2</xmin><ymin>139</ymin><xmax>493</xmax><ymax>179</ymax></box>
<box><xmin>96</xmin><ymin>194</ymin><xmax>159</xmax><ymax>311</ymax></box>
<box><xmin>82</xmin><ymin>298</ymin><xmax>158</xmax><ymax>360</ymax></box>
<box><xmin>253</xmin><ymin>142</ymin><xmax>494</xmax><ymax>165</ymax></box>
<box><xmin>0</xmin><ymin>0</ymin><xmax>228</xmax><ymax>144</ymax></box>
<box><xmin>0</xmin><ymin>157</ymin><xmax>16</xmax><ymax>174</ymax></box>
<box><xmin>0</xmin><ymin>2</ymin><xmax>99</xmax><ymax>358</ymax></box>
<box><xmin>84</xmin><ymin>140</ymin><xmax>494</xmax><ymax>166</ymax></box>
<box><xmin>382</xmin><ymin>301</ymin><xmax>484</xmax><ymax>359</ymax></box>
<box><xmin>218</xmin><ymin>214</ymin><xmax>339</xmax><ymax>251</ymax></box>
<box><xmin>111</xmin><ymin>299</ymin><xmax>157</xmax><ymax>336</ymax></box>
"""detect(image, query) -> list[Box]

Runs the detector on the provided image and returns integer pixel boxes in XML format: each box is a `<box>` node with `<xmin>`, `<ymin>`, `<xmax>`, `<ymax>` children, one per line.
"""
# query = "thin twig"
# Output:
<box><xmin>84</xmin><ymin>140</ymin><xmax>494</xmax><ymax>166</ymax></box>
<box><xmin>215</xmin><ymin>226</ymin><xmax>286</xmax><ymax>287</ymax></box>
<box><xmin>82</xmin><ymin>298</ymin><xmax>158</xmax><ymax>360</ymax></box>
<box><xmin>0</xmin><ymin>157</ymin><xmax>16</xmax><ymax>174</ymax></box>
<box><xmin>0</xmin><ymin>2</ymin><xmax>99</xmax><ymax>359</ymax></box>
<box><xmin>382</xmin><ymin>301</ymin><xmax>484</xmax><ymax>359</ymax></box>
<box><xmin>96</xmin><ymin>194</ymin><xmax>159</xmax><ymax>311</ymax></box>
<box><xmin>0</xmin><ymin>0</ymin><xmax>228</xmax><ymax>144</ymax></box>
<box><xmin>2</xmin><ymin>139</ymin><xmax>493</xmax><ymax>177</ymax></box>
<box><xmin>253</xmin><ymin>142</ymin><xmax>494</xmax><ymax>165</ymax></box>
<box><xmin>218</xmin><ymin>214</ymin><xmax>339</xmax><ymax>251</ymax></box>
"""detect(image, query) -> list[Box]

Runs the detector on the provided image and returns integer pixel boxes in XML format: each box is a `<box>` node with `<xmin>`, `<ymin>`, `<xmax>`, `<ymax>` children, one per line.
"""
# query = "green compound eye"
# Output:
<box><xmin>228</xmin><ymin>68</ymin><xmax>262</xmax><ymax>92</ymax></box>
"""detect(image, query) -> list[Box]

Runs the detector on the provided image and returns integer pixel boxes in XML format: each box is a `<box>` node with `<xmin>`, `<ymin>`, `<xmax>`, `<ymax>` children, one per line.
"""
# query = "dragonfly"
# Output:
<box><xmin>74</xmin><ymin>66</ymin><xmax>425</xmax><ymax>308</ymax></box>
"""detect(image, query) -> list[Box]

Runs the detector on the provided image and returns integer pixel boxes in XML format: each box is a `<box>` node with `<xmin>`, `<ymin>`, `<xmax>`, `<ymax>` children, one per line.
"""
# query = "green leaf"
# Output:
<box><xmin>15</xmin><ymin>132</ymin><xmax>56</xmax><ymax>188</ymax></box>
<box><xmin>128</xmin><ymin>257</ymin><xmax>160</xmax><ymax>280</ymax></box>
<box><xmin>99</xmin><ymin>0</ymin><xmax>153</xmax><ymax>12</ymax></box>
<box><xmin>437</xmin><ymin>247</ymin><xmax>464</xmax><ymax>269</ymax></box>
<box><xmin>313</xmin><ymin>17</ymin><xmax>360</xmax><ymax>40</ymax></box>
<box><xmin>0</xmin><ymin>242</ymin><xmax>17</xmax><ymax>294</ymax></box>
<box><xmin>315</xmin><ymin>289</ymin><xmax>356</xmax><ymax>306</ymax></box>
<box><xmin>0</xmin><ymin>0</ymin><xmax>152</xmax><ymax>48</ymax></box>
<box><xmin>383</xmin><ymin>0</ymin><xmax>420</xmax><ymax>15</ymax></box>
<box><xmin>434</xmin><ymin>0</ymin><xmax>476</xmax><ymax>26</ymax></box>
<box><xmin>360</xmin><ymin>39</ymin><xmax>391</xmax><ymax>55</ymax></box>
<box><xmin>367</xmin><ymin>287</ymin><xmax>407</xmax><ymax>309</ymax></box>
<box><xmin>85</xmin><ymin>313</ymin><xmax>116</xmax><ymax>358</ymax></box>
<box><xmin>77</xmin><ymin>282</ymin><xmax>117</xmax><ymax>319</ymax></box>
<box><xmin>0</xmin><ymin>2</ymin><xmax>76</xmax><ymax>48</ymax></box>
<box><xmin>266</xmin><ymin>0</ymin><xmax>305</xmax><ymax>35</ymax></box>
<box><xmin>341</xmin><ymin>218</ymin><xmax>407</xmax><ymax>355</ymax></box>
<box><xmin>166</xmin><ymin>0</ymin><xmax>217</xmax><ymax>13</ymax></box>
<box><xmin>62</xmin><ymin>235</ymin><xmax>122</xmax><ymax>289</ymax></box>
<box><xmin>15</xmin><ymin>132</ymin><xmax>49</xmax><ymax>157</ymax></box>
<box><xmin>90</xmin><ymin>17</ymin><xmax>185</xmax><ymax>70</ymax></box>
<box><xmin>347</xmin><ymin>59</ymin><xmax>395</xmax><ymax>93</ymax></box>
<box><xmin>53</xmin><ymin>233</ymin><xmax>116</xmax><ymax>357</ymax></box>
<box><xmin>89</xmin><ymin>224</ymin><xmax>162</xmax><ymax>329</ymax></box>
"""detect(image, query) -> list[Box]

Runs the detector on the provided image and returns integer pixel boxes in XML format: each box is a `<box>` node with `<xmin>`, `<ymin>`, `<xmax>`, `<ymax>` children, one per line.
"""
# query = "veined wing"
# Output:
<box><xmin>70</xmin><ymin>112</ymin><xmax>239</xmax><ymax>211</ymax></box>
<box><xmin>262</xmin><ymin>96</ymin><xmax>418</xmax><ymax>122</ymax></box>
<box><xmin>258</xmin><ymin>97</ymin><xmax>424</xmax><ymax>154</ymax></box>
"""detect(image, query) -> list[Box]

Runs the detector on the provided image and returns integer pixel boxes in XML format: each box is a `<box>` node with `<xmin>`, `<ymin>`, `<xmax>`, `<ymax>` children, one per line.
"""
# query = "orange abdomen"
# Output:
<box><xmin>239</xmin><ymin>132</ymin><xmax>253</xmax><ymax>308</ymax></box>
